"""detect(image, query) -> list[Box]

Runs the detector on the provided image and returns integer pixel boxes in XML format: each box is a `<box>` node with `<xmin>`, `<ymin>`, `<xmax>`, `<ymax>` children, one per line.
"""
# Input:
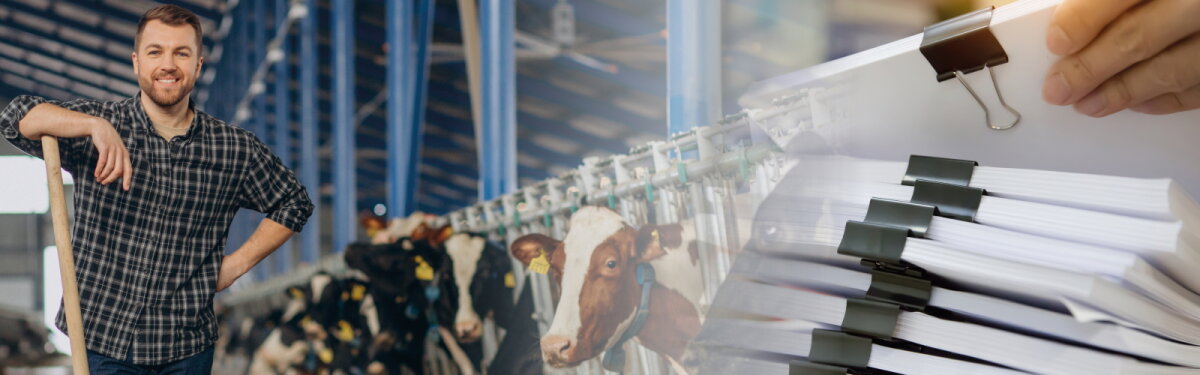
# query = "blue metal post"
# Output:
<box><xmin>332</xmin><ymin>0</ymin><xmax>356</xmax><ymax>253</ymax></box>
<box><xmin>479</xmin><ymin>0</ymin><xmax>516</xmax><ymax>200</ymax></box>
<box><xmin>386</xmin><ymin>0</ymin><xmax>436</xmax><ymax>218</ymax></box>
<box><xmin>253</xmin><ymin>0</ymin><xmax>270</xmax><ymax>281</ymax></box>
<box><xmin>273</xmin><ymin>0</ymin><xmax>293</xmax><ymax>275</ymax></box>
<box><xmin>386</xmin><ymin>0</ymin><xmax>415</xmax><ymax>218</ymax></box>
<box><xmin>298</xmin><ymin>0</ymin><xmax>320</xmax><ymax>264</ymax></box>
<box><xmin>667</xmin><ymin>0</ymin><xmax>721</xmax><ymax>136</ymax></box>
<box><xmin>411</xmin><ymin>0</ymin><xmax>436</xmax><ymax>205</ymax></box>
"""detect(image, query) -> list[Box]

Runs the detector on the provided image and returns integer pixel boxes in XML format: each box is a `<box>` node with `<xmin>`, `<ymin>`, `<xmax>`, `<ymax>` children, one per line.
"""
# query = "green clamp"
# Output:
<box><xmin>841</xmin><ymin>298</ymin><xmax>901</xmax><ymax>339</ymax></box>
<box><xmin>677</xmin><ymin>162</ymin><xmax>688</xmax><ymax>184</ymax></box>
<box><xmin>513</xmin><ymin>211</ymin><xmax>522</xmax><ymax>227</ymax></box>
<box><xmin>867</xmin><ymin>271</ymin><xmax>932</xmax><ymax>311</ymax></box>
<box><xmin>570</xmin><ymin>192</ymin><xmax>579</xmax><ymax>213</ymax></box>
<box><xmin>902</xmin><ymin>155</ymin><xmax>978</xmax><ymax>186</ymax></box>
<box><xmin>863</xmin><ymin>198</ymin><xmax>936</xmax><ymax>238</ymax></box>
<box><xmin>910</xmin><ymin>179</ymin><xmax>985</xmax><ymax>222</ymax></box>
<box><xmin>645</xmin><ymin>181</ymin><xmax>655</xmax><ymax>203</ymax></box>
<box><xmin>789</xmin><ymin>360</ymin><xmax>848</xmax><ymax>375</ymax></box>
<box><xmin>608</xmin><ymin>192</ymin><xmax>616</xmax><ymax>209</ymax></box>
<box><xmin>543</xmin><ymin>212</ymin><xmax>553</xmax><ymax>228</ymax></box>
<box><xmin>837</xmin><ymin>221</ymin><xmax>909</xmax><ymax>265</ymax></box>
<box><xmin>808</xmin><ymin>329</ymin><xmax>872</xmax><ymax>369</ymax></box>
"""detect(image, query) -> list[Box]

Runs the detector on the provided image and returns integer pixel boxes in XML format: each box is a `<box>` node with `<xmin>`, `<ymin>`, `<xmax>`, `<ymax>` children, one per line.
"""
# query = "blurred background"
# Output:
<box><xmin>0</xmin><ymin>0</ymin><xmax>1013</xmax><ymax>372</ymax></box>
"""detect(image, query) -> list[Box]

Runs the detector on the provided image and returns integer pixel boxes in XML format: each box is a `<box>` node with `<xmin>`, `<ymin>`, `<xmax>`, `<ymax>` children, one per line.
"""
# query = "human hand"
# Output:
<box><xmin>1042</xmin><ymin>0</ymin><xmax>1200</xmax><ymax>117</ymax></box>
<box><xmin>88</xmin><ymin>118</ymin><xmax>132</xmax><ymax>190</ymax></box>
<box><xmin>216</xmin><ymin>256</ymin><xmax>248</xmax><ymax>292</ymax></box>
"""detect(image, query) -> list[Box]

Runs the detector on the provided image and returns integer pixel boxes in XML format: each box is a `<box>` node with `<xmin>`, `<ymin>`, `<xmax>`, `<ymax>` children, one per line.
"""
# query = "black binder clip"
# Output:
<box><xmin>920</xmin><ymin>6</ymin><xmax>1020</xmax><ymax>130</ymax></box>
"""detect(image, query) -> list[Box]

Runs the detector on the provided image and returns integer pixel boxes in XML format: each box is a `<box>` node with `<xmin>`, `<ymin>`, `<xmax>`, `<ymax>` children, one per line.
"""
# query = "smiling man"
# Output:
<box><xmin>0</xmin><ymin>5</ymin><xmax>312</xmax><ymax>374</ymax></box>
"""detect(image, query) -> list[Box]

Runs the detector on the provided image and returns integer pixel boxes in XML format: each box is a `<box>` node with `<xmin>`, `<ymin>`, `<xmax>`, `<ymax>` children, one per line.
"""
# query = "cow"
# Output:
<box><xmin>344</xmin><ymin>228</ymin><xmax>465</xmax><ymax>375</ymax></box>
<box><xmin>246</xmin><ymin>275</ymin><xmax>335</xmax><ymax>374</ymax></box>
<box><xmin>443</xmin><ymin>232</ymin><xmax>544</xmax><ymax>374</ymax></box>
<box><xmin>510</xmin><ymin>206</ymin><xmax>705</xmax><ymax>373</ymax></box>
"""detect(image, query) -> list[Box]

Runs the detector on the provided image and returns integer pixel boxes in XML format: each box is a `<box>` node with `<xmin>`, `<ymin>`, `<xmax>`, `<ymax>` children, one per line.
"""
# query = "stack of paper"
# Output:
<box><xmin>693</xmin><ymin>155</ymin><xmax>1200</xmax><ymax>375</ymax></box>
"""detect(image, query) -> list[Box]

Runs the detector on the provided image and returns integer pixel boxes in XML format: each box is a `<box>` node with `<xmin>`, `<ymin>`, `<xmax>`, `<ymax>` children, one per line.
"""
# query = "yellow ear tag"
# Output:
<box><xmin>529</xmin><ymin>251</ymin><xmax>550</xmax><ymax>275</ymax></box>
<box><xmin>289</xmin><ymin>288</ymin><xmax>304</xmax><ymax>300</ymax></box>
<box><xmin>415</xmin><ymin>256</ymin><xmax>434</xmax><ymax>281</ymax></box>
<box><xmin>351</xmin><ymin>284</ymin><xmax>366</xmax><ymax>301</ymax></box>
<box><xmin>504</xmin><ymin>272</ymin><xmax>516</xmax><ymax>288</ymax></box>
<box><xmin>337</xmin><ymin>320</ymin><xmax>355</xmax><ymax>342</ymax></box>
<box><xmin>301</xmin><ymin>316</ymin><xmax>312</xmax><ymax>327</ymax></box>
<box><xmin>318</xmin><ymin>348</ymin><xmax>333</xmax><ymax>364</ymax></box>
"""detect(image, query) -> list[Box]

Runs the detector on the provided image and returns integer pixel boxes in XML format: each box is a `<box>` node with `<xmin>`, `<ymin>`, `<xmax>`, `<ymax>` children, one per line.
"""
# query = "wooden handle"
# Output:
<box><xmin>42</xmin><ymin>136</ymin><xmax>89</xmax><ymax>374</ymax></box>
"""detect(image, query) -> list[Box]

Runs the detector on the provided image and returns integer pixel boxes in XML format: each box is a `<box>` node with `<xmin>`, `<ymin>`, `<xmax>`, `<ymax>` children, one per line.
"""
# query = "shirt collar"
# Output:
<box><xmin>130</xmin><ymin>92</ymin><xmax>206</xmax><ymax>140</ymax></box>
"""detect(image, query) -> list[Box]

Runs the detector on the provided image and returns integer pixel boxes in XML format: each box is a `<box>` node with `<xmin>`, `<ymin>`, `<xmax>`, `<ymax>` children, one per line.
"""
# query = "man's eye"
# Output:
<box><xmin>177</xmin><ymin>52</ymin><xmax>189</xmax><ymax>57</ymax></box>
<box><xmin>148</xmin><ymin>51</ymin><xmax>160</xmax><ymax>56</ymax></box>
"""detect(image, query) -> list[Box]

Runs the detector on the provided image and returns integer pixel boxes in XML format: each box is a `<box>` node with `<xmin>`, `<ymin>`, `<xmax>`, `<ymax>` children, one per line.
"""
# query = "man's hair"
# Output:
<box><xmin>135</xmin><ymin>4</ymin><xmax>203</xmax><ymax>54</ymax></box>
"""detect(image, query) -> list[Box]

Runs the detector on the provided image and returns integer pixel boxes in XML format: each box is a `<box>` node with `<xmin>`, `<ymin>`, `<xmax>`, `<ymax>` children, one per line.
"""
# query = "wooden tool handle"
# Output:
<box><xmin>42</xmin><ymin>135</ymin><xmax>89</xmax><ymax>374</ymax></box>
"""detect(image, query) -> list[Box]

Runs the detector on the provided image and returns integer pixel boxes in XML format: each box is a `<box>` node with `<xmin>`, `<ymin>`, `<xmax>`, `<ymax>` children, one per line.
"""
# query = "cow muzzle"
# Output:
<box><xmin>541</xmin><ymin>335</ymin><xmax>578</xmax><ymax>367</ymax></box>
<box><xmin>455</xmin><ymin>320</ymin><xmax>483</xmax><ymax>342</ymax></box>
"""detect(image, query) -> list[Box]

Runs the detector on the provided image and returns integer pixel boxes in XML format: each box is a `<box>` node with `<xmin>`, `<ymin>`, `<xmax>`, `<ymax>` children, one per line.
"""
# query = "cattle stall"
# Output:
<box><xmin>215</xmin><ymin>110</ymin><xmax>789</xmax><ymax>374</ymax></box>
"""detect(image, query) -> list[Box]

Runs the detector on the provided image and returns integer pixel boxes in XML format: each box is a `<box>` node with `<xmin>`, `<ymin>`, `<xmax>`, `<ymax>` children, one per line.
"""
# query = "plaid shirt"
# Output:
<box><xmin>0</xmin><ymin>94</ymin><xmax>314</xmax><ymax>364</ymax></box>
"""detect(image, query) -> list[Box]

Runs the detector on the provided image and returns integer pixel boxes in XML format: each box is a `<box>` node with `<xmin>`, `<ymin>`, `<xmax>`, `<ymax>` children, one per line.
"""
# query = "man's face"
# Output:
<box><xmin>132</xmin><ymin>20</ymin><xmax>203</xmax><ymax>108</ymax></box>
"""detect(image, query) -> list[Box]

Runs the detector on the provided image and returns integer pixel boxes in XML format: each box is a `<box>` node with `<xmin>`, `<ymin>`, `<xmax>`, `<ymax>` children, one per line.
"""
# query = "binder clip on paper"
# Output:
<box><xmin>920</xmin><ymin>6</ymin><xmax>1021</xmax><ymax>130</ymax></box>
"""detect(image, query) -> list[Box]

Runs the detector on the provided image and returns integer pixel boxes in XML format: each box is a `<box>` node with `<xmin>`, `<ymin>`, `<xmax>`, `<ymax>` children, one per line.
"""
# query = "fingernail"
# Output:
<box><xmin>1048</xmin><ymin>25</ymin><xmax>1071</xmax><ymax>55</ymax></box>
<box><xmin>1075</xmin><ymin>91</ymin><xmax>1108</xmax><ymax>117</ymax></box>
<box><xmin>1043</xmin><ymin>73</ymin><xmax>1072</xmax><ymax>105</ymax></box>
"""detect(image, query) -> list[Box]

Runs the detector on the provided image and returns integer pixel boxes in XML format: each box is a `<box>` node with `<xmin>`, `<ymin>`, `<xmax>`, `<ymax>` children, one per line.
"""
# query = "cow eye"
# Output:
<box><xmin>606</xmin><ymin>260</ymin><xmax>617</xmax><ymax>269</ymax></box>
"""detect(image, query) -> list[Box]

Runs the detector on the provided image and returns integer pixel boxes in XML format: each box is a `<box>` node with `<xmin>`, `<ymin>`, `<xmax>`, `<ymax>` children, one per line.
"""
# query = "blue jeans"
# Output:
<box><xmin>86</xmin><ymin>346</ymin><xmax>214</xmax><ymax>375</ymax></box>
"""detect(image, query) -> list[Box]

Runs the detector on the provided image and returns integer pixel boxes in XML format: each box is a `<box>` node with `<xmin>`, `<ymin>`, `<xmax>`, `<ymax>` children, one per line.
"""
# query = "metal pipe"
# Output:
<box><xmin>479</xmin><ymin>0</ymin><xmax>517</xmax><ymax>201</ymax></box>
<box><xmin>332</xmin><ymin>0</ymin><xmax>357</xmax><ymax>253</ymax></box>
<box><xmin>667</xmin><ymin>0</ymin><xmax>721</xmax><ymax>136</ymax></box>
<box><xmin>273</xmin><ymin>0</ymin><xmax>293</xmax><ymax>276</ymax></box>
<box><xmin>298</xmin><ymin>0</ymin><xmax>320</xmax><ymax>265</ymax></box>
<box><xmin>387</xmin><ymin>0</ymin><xmax>416</xmax><ymax>217</ymax></box>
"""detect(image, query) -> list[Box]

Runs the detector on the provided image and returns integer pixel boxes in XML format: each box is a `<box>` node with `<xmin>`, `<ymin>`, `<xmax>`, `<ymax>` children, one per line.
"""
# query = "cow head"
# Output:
<box><xmin>509</xmin><ymin>206</ymin><xmax>672</xmax><ymax>367</ymax></box>
<box><xmin>445</xmin><ymin>233</ymin><xmax>516</xmax><ymax>342</ymax></box>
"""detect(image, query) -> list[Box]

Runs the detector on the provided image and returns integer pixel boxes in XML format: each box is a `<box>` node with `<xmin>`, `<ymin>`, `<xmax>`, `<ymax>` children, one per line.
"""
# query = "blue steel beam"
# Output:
<box><xmin>667</xmin><ymin>0</ymin><xmax>721</xmax><ymax>135</ymax></box>
<box><xmin>479</xmin><ymin>0</ymin><xmax>517</xmax><ymax>201</ymax></box>
<box><xmin>273</xmin><ymin>0</ymin><xmax>293</xmax><ymax>275</ymax></box>
<box><xmin>252</xmin><ymin>0</ymin><xmax>271</xmax><ymax>281</ymax></box>
<box><xmin>386</xmin><ymin>0</ymin><xmax>425</xmax><ymax>219</ymax></box>
<box><xmin>408</xmin><ymin>0</ymin><xmax>436</xmax><ymax>211</ymax></box>
<box><xmin>298</xmin><ymin>0</ymin><xmax>320</xmax><ymax>264</ymax></box>
<box><xmin>331</xmin><ymin>0</ymin><xmax>357</xmax><ymax>253</ymax></box>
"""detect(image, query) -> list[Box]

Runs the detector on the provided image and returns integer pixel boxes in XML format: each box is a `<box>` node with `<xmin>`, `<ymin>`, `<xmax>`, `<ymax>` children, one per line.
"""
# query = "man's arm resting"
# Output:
<box><xmin>217</xmin><ymin>218</ymin><xmax>295</xmax><ymax>292</ymax></box>
<box><xmin>17</xmin><ymin>103</ymin><xmax>105</xmax><ymax>140</ymax></box>
<box><xmin>17</xmin><ymin>103</ymin><xmax>132</xmax><ymax>189</ymax></box>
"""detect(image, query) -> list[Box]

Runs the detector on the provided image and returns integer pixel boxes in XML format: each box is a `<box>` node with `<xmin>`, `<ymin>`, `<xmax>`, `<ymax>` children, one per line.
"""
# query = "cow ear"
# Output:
<box><xmin>410</xmin><ymin>223</ymin><xmax>433</xmax><ymax>241</ymax></box>
<box><xmin>635</xmin><ymin>223</ymin><xmax>684</xmax><ymax>261</ymax></box>
<box><xmin>430</xmin><ymin>225</ymin><xmax>454</xmax><ymax>248</ymax></box>
<box><xmin>510</xmin><ymin>234</ymin><xmax>560</xmax><ymax>266</ymax></box>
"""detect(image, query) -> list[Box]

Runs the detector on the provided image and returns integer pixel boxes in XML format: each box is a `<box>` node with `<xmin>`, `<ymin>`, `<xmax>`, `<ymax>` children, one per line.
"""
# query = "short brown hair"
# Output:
<box><xmin>135</xmin><ymin>4</ymin><xmax>203</xmax><ymax>54</ymax></box>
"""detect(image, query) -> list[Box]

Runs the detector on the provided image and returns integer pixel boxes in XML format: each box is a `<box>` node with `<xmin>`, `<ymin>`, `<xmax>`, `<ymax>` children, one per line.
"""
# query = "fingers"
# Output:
<box><xmin>1044</xmin><ymin>0</ymin><xmax>1200</xmax><ymax>106</ymax></box>
<box><xmin>122</xmin><ymin>152</ymin><xmax>132</xmax><ymax>191</ymax></box>
<box><xmin>100</xmin><ymin>148</ymin><xmax>119</xmax><ymax>185</ymax></box>
<box><xmin>95</xmin><ymin>147</ymin><xmax>108</xmax><ymax>180</ymax></box>
<box><xmin>1132</xmin><ymin>85</ymin><xmax>1200</xmax><ymax>115</ymax></box>
<box><xmin>1047</xmin><ymin>0</ymin><xmax>1141</xmax><ymax>55</ymax></box>
<box><xmin>1073</xmin><ymin>35</ymin><xmax>1200</xmax><ymax>117</ymax></box>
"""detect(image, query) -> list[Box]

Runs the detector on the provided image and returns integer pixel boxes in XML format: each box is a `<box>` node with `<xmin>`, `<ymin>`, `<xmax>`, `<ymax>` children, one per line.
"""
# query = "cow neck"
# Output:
<box><xmin>601</xmin><ymin>263</ymin><xmax>656</xmax><ymax>372</ymax></box>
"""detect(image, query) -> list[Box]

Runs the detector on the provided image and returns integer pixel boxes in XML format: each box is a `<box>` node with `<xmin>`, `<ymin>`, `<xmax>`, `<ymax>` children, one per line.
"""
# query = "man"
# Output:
<box><xmin>1043</xmin><ymin>0</ymin><xmax>1200</xmax><ymax>116</ymax></box>
<box><xmin>0</xmin><ymin>5</ymin><xmax>313</xmax><ymax>374</ymax></box>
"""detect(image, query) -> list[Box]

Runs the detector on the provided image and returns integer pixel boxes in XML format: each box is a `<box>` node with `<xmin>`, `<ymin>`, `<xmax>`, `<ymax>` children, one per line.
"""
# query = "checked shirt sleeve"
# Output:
<box><xmin>236</xmin><ymin>134</ymin><xmax>315</xmax><ymax>233</ymax></box>
<box><xmin>0</xmin><ymin>95</ymin><xmax>109</xmax><ymax>174</ymax></box>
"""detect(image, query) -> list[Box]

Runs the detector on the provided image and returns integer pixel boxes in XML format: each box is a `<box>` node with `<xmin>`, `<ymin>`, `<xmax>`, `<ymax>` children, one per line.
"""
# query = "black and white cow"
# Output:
<box><xmin>510</xmin><ymin>206</ymin><xmax>706</xmax><ymax>373</ymax></box>
<box><xmin>443</xmin><ymin>232</ymin><xmax>544</xmax><ymax>374</ymax></box>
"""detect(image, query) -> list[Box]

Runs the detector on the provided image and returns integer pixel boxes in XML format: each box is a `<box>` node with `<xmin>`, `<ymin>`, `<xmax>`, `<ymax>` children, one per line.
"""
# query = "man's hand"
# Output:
<box><xmin>1042</xmin><ymin>0</ymin><xmax>1200</xmax><ymax>117</ymax></box>
<box><xmin>216</xmin><ymin>256</ymin><xmax>249</xmax><ymax>292</ymax></box>
<box><xmin>89</xmin><ymin>118</ymin><xmax>132</xmax><ymax>191</ymax></box>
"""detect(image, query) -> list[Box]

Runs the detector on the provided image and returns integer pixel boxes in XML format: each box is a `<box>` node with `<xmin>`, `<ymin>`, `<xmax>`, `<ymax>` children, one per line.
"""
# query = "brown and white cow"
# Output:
<box><xmin>510</xmin><ymin>206</ymin><xmax>705</xmax><ymax>372</ymax></box>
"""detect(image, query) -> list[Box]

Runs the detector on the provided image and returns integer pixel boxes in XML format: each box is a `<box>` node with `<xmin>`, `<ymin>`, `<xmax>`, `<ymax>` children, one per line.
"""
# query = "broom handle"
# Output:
<box><xmin>42</xmin><ymin>135</ymin><xmax>89</xmax><ymax>374</ymax></box>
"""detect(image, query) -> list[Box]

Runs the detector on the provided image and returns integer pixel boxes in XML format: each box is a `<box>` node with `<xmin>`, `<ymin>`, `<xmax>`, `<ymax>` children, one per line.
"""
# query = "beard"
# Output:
<box><xmin>139</xmin><ymin>73</ymin><xmax>193</xmax><ymax>108</ymax></box>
